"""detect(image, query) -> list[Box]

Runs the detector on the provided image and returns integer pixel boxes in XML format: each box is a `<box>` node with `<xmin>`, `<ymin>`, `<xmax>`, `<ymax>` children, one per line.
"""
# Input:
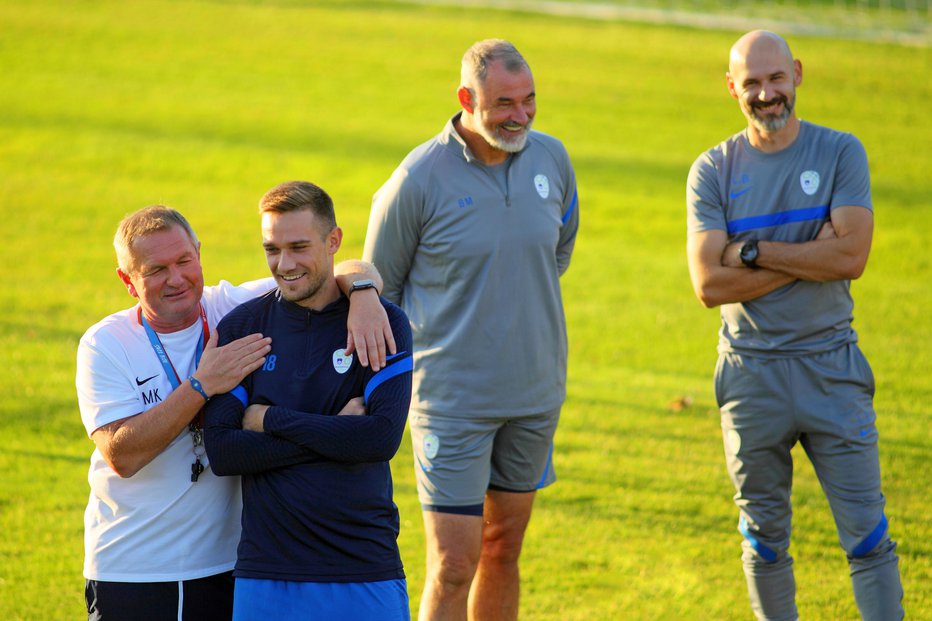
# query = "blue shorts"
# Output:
<box><xmin>233</xmin><ymin>578</ymin><xmax>409</xmax><ymax>621</ymax></box>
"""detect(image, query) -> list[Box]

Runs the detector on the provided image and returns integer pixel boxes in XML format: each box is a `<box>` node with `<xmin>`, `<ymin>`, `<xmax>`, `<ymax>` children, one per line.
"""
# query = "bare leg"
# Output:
<box><xmin>419</xmin><ymin>511</ymin><xmax>483</xmax><ymax>621</ymax></box>
<box><xmin>468</xmin><ymin>490</ymin><xmax>536</xmax><ymax>621</ymax></box>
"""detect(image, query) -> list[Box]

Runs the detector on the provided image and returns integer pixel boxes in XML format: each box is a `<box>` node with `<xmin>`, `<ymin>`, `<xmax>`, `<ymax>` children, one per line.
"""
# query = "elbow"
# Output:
<box><xmin>362</xmin><ymin>429</ymin><xmax>405</xmax><ymax>463</ymax></box>
<box><xmin>696</xmin><ymin>293</ymin><xmax>720</xmax><ymax>309</ymax></box>
<box><xmin>693</xmin><ymin>285</ymin><xmax>722</xmax><ymax>309</ymax></box>
<box><xmin>202</xmin><ymin>441</ymin><xmax>235</xmax><ymax>476</ymax></box>
<box><xmin>208</xmin><ymin>461</ymin><xmax>237</xmax><ymax>477</ymax></box>
<box><xmin>105</xmin><ymin>454</ymin><xmax>143</xmax><ymax>479</ymax></box>
<box><xmin>845</xmin><ymin>255</ymin><xmax>868</xmax><ymax>280</ymax></box>
<box><xmin>820</xmin><ymin>255</ymin><xmax>868</xmax><ymax>282</ymax></box>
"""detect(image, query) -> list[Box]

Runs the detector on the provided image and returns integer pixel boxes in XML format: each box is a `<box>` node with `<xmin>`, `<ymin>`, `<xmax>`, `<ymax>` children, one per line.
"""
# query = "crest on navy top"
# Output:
<box><xmin>800</xmin><ymin>170</ymin><xmax>820</xmax><ymax>196</ymax></box>
<box><xmin>332</xmin><ymin>349</ymin><xmax>353</xmax><ymax>374</ymax></box>
<box><xmin>534</xmin><ymin>174</ymin><xmax>550</xmax><ymax>199</ymax></box>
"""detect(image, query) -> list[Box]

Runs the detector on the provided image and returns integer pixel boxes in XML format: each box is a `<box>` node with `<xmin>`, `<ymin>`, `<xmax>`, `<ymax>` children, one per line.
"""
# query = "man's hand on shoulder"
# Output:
<box><xmin>345</xmin><ymin>289</ymin><xmax>396</xmax><ymax>372</ymax></box>
<box><xmin>196</xmin><ymin>329</ymin><xmax>272</xmax><ymax>397</ymax></box>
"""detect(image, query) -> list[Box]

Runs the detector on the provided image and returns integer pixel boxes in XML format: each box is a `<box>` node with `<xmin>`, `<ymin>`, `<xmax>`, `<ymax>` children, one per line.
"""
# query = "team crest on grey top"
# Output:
<box><xmin>534</xmin><ymin>174</ymin><xmax>550</xmax><ymax>199</ymax></box>
<box><xmin>800</xmin><ymin>170</ymin><xmax>820</xmax><ymax>196</ymax></box>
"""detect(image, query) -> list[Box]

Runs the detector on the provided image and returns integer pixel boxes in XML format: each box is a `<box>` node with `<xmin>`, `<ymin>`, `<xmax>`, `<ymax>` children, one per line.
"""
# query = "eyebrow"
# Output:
<box><xmin>497</xmin><ymin>90</ymin><xmax>535</xmax><ymax>103</ymax></box>
<box><xmin>263</xmin><ymin>239</ymin><xmax>311</xmax><ymax>248</ymax></box>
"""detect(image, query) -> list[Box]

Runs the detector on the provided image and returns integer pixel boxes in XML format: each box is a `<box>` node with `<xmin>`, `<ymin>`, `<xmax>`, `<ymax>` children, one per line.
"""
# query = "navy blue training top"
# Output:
<box><xmin>203</xmin><ymin>290</ymin><xmax>413</xmax><ymax>583</ymax></box>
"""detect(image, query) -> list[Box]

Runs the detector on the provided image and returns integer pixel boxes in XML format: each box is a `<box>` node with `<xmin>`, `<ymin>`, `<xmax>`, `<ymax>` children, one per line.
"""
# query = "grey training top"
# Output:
<box><xmin>364</xmin><ymin>113</ymin><xmax>579</xmax><ymax>417</ymax></box>
<box><xmin>687</xmin><ymin>121</ymin><xmax>872</xmax><ymax>356</ymax></box>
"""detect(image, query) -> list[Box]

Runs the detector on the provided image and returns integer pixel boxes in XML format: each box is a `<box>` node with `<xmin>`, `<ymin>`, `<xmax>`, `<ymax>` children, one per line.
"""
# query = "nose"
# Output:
<box><xmin>758</xmin><ymin>82</ymin><xmax>775</xmax><ymax>102</ymax></box>
<box><xmin>516</xmin><ymin>102</ymin><xmax>535</xmax><ymax>124</ymax></box>
<box><xmin>277</xmin><ymin>250</ymin><xmax>295</xmax><ymax>273</ymax></box>
<box><xmin>165</xmin><ymin>264</ymin><xmax>185</xmax><ymax>285</ymax></box>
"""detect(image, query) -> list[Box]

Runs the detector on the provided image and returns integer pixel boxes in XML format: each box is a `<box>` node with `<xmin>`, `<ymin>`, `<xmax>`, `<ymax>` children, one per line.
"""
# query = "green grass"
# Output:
<box><xmin>1</xmin><ymin>1</ymin><xmax>930</xmax><ymax>618</ymax></box>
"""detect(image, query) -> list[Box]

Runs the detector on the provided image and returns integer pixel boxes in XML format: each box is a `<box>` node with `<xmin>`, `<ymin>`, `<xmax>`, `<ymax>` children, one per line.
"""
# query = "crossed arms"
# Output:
<box><xmin>687</xmin><ymin>205</ymin><xmax>873</xmax><ymax>308</ymax></box>
<box><xmin>202</xmin><ymin>308</ymin><xmax>413</xmax><ymax>475</ymax></box>
<box><xmin>89</xmin><ymin>262</ymin><xmax>393</xmax><ymax>478</ymax></box>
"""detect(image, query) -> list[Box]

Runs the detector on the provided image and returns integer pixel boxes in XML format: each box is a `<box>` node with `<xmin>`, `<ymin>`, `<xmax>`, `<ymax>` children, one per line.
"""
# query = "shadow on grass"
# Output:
<box><xmin>0</xmin><ymin>447</ymin><xmax>87</xmax><ymax>464</ymax></box>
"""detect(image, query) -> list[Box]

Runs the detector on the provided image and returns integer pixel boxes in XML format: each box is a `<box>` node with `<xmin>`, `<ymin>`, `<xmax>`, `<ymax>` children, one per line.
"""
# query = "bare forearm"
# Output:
<box><xmin>93</xmin><ymin>381</ymin><xmax>207</xmax><ymax>477</ymax></box>
<box><xmin>693</xmin><ymin>265</ymin><xmax>795</xmax><ymax>308</ymax></box>
<box><xmin>334</xmin><ymin>260</ymin><xmax>384</xmax><ymax>295</ymax></box>
<box><xmin>721</xmin><ymin>207</ymin><xmax>872</xmax><ymax>283</ymax></box>
<box><xmin>755</xmin><ymin>237</ymin><xmax>868</xmax><ymax>281</ymax></box>
<box><xmin>688</xmin><ymin>231</ymin><xmax>794</xmax><ymax>308</ymax></box>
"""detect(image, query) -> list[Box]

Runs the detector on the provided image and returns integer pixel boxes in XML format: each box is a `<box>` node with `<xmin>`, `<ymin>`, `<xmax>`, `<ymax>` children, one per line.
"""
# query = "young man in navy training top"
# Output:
<box><xmin>687</xmin><ymin>30</ymin><xmax>903</xmax><ymax>620</ymax></box>
<box><xmin>203</xmin><ymin>180</ymin><xmax>414</xmax><ymax>621</ymax></box>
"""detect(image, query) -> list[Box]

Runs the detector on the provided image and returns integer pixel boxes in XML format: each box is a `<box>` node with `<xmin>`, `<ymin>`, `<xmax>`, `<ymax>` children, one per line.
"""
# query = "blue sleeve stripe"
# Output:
<box><xmin>852</xmin><ymin>514</ymin><xmax>888</xmax><ymax>558</ymax></box>
<box><xmin>230</xmin><ymin>385</ymin><xmax>248</xmax><ymax>408</ymax></box>
<box><xmin>727</xmin><ymin>204</ymin><xmax>829</xmax><ymax>235</ymax></box>
<box><xmin>739</xmin><ymin>516</ymin><xmax>778</xmax><ymax>563</ymax></box>
<box><xmin>363</xmin><ymin>353</ymin><xmax>413</xmax><ymax>404</ymax></box>
<box><xmin>561</xmin><ymin>189</ymin><xmax>578</xmax><ymax>225</ymax></box>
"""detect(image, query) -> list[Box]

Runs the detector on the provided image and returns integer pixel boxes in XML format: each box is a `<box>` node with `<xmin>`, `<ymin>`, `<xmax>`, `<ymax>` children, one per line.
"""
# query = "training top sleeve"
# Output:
<box><xmin>831</xmin><ymin>133</ymin><xmax>872</xmax><ymax>212</ymax></box>
<box><xmin>686</xmin><ymin>149</ymin><xmax>727</xmax><ymax>234</ymax></box>
<box><xmin>556</xmin><ymin>145</ymin><xmax>580</xmax><ymax>276</ymax></box>
<box><xmin>363</xmin><ymin>164</ymin><xmax>426</xmax><ymax>306</ymax></box>
<box><xmin>261</xmin><ymin>304</ymin><xmax>413</xmax><ymax>463</ymax></box>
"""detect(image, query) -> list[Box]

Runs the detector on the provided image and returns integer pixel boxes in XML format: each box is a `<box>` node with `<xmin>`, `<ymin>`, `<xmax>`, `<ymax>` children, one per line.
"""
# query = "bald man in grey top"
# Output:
<box><xmin>687</xmin><ymin>31</ymin><xmax>903</xmax><ymax>620</ymax></box>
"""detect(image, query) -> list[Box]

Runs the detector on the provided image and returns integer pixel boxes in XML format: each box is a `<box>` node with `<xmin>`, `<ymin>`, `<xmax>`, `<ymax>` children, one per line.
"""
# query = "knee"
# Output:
<box><xmin>428</xmin><ymin>549</ymin><xmax>479</xmax><ymax>590</ymax></box>
<box><xmin>480</xmin><ymin>518</ymin><xmax>527</xmax><ymax>566</ymax></box>
<box><xmin>739</xmin><ymin>516</ymin><xmax>789</xmax><ymax>565</ymax></box>
<box><xmin>847</xmin><ymin>515</ymin><xmax>896</xmax><ymax>562</ymax></box>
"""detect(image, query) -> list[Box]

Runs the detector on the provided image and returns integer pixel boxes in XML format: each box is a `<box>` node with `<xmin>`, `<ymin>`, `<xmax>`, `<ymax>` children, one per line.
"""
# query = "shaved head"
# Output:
<box><xmin>726</xmin><ymin>30</ymin><xmax>802</xmax><ymax>144</ymax></box>
<box><xmin>729</xmin><ymin>30</ymin><xmax>794</xmax><ymax>74</ymax></box>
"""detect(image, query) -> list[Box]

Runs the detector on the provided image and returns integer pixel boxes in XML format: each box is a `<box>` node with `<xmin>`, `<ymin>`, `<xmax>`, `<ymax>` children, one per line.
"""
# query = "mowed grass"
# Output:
<box><xmin>1</xmin><ymin>1</ymin><xmax>929</xmax><ymax>619</ymax></box>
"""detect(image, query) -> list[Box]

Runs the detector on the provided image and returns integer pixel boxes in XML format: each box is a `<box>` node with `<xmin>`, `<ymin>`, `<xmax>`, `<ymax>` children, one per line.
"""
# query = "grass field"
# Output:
<box><xmin>1</xmin><ymin>0</ymin><xmax>929</xmax><ymax>619</ymax></box>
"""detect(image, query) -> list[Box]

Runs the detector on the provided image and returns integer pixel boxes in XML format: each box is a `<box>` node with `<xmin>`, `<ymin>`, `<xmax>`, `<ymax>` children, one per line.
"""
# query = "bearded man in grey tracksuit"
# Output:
<box><xmin>686</xmin><ymin>30</ymin><xmax>903</xmax><ymax>621</ymax></box>
<box><xmin>364</xmin><ymin>38</ymin><xmax>578</xmax><ymax>621</ymax></box>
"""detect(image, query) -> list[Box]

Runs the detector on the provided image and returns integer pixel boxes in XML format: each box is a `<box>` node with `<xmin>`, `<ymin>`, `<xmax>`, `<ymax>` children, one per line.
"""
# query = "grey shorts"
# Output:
<box><xmin>410</xmin><ymin>407</ymin><xmax>560</xmax><ymax>515</ymax></box>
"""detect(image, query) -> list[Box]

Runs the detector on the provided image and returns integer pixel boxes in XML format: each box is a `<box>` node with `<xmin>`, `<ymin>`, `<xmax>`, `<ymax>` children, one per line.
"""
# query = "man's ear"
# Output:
<box><xmin>793</xmin><ymin>59</ymin><xmax>803</xmax><ymax>87</ymax></box>
<box><xmin>725</xmin><ymin>72</ymin><xmax>739</xmax><ymax>100</ymax></box>
<box><xmin>117</xmin><ymin>268</ymin><xmax>138</xmax><ymax>298</ymax></box>
<box><xmin>328</xmin><ymin>227</ymin><xmax>343</xmax><ymax>256</ymax></box>
<box><xmin>457</xmin><ymin>86</ymin><xmax>475</xmax><ymax>114</ymax></box>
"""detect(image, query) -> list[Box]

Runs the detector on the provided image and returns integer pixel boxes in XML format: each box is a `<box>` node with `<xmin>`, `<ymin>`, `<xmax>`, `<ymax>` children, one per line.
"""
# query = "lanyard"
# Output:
<box><xmin>138</xmin><ymin>305</ymin><xmax>210</xmax><ymax>390</ymax></box>
<box><xmin>138</xmin><ymin>304</ymin><xmax>210</xmax><ymax>482</ymax></box>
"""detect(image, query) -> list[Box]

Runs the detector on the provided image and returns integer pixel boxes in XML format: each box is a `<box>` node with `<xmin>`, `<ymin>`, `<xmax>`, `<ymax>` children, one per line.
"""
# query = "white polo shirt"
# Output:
<box><xmin>77</xmin><ymin>279</ymin><xmax>272</xmax><ymax>582</ymax></box>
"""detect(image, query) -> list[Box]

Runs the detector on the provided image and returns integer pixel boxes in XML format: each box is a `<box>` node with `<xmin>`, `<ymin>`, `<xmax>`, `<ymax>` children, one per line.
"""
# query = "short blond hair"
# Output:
<box><xmin>114</xmin><ymin>205</ymin><xmax>198</xmax><ymax>273</ymax></box>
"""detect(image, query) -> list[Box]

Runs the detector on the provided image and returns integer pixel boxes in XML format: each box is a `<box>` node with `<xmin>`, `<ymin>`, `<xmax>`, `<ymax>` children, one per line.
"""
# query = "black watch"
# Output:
<box><xmin>348</xmin><ymin>278</ymin><xmax>377</xmax><ymax>296</ymax></box>
<box><xmin>739</xmin><ymin>239</ymin><xmax>760</xmax><ymax>268</ymax></box>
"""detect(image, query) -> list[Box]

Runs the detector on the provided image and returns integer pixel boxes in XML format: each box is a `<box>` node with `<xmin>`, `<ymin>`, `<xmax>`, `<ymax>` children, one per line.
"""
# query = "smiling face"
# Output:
<box><xmin>458</xmin><ymin>59</ymin><xmax>536</xmax><ymax>162</ymax></box>
<box><xmin>727</xmin><ymin>31</ymin><xmax>802</xmax><ymax>143</ymax></box>
<box><xmin>261</xmin><ymin>209</ymin><xmax>341</xmax><ymax>310</ymax></box>
<box><xmin>117</xmin><ymin>225</ymin><xmax>204</xmax><ymax>332</ymax></box>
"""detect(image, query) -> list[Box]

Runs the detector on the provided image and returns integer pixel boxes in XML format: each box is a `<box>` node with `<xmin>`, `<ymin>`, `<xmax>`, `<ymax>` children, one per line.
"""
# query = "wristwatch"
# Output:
<box><xmin>348</xmin><ymin>278</ymin><xmax>378</xmax><ymax>296</ymax></box>
<box><xmin>739</xmin><ymin>239</ymin><xmax>760</xmax><ymax>268</ymax></box>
